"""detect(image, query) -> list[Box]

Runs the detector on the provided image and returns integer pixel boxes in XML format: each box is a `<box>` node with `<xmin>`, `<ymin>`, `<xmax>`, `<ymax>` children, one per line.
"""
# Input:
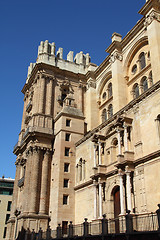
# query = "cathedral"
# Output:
<box><xmin>7</xmin><ymin>0</ymin><xmax>160</xmax><ymax>239</ymax></box>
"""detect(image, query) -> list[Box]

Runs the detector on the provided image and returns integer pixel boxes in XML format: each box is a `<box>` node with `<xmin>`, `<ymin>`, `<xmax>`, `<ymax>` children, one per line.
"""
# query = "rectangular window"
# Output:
<box><xmin>62</xmin><ymin>221</ymin><xmax>68</xmax><ymax>235</ymax></box>
<box><xmin>3</xmin><ymin>227</ymin><xmax>7</xmax><ymax>238</ymax></box>
<box><xmin>5</xmin><ymin>214</ymin><xmax>10</xmax><ymax>224</ymax></box>
<box><xmin>65</xmin><ymin>133</ymin><xmax>70</xmax><ymax>141</ymax></box>
<box><xmin>63</xmin><ymin>179</ymin><xmax>69</xmax><ymax>188</ymax></box>
<box><xmin>66</xmin><ymin>119</ymin><xmax>71</xmax><ymax>127</ymax></box>
<box><xmin>65</xmin><ymin>148</ymin><xmax>70</xmax><ymax>157</ymax></box>
<box><xmin>7</xmin><ymin>201</ymin><xmax>12</xmax><ymax>211</ymax></box>
<box><xmin>63</xmin><ymin>195</ymin><xmax>68</xmax><ymax>205</ymax></box>
<box><xmin>64</xmin><ymin>163</ymin><xmax>69</xmax><ymax>172</ymax></box>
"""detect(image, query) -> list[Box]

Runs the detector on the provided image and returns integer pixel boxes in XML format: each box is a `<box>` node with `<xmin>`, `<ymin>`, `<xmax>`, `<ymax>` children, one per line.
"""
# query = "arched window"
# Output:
<box><xmin>139</xmin><ymin>52</ymin><xmax>146</xmax><ymax>70</ymax></box>
<box><xmin>149</xmin><ymin>71</ymin><xmax>153</xmax><ymax>86</ymax></box>
<box><xmin>108</xmin><ymin>83</ymin><xmax>112</xmax><ymax>98</ymax></box>
<box><xmin>102</xmin><ymin>109</ymin><xmax>107</xmax><ymax>122</ymax></box>
<box><xmin>132</xmin><ymin>64</ymin><xmax>137</xmax><ymax>74</ymax></box>
<box><xmin>102</xmin><ymin>92</ymin><xmax>107</xmax><ymax>100</ymax></box>
<box><xmin>141</xmin><ymin>76</ymin><xmax>148</xmax><ymax>92</ymax></box>
<box><xmin>108</xmin><ymin>104</ymin><xmax>113</xmax><ymax>118</ymax></box>
<box><xmin>133</xmin><ymin>83</ymin><xmax>139</xmax><ymax>98</ymax></box>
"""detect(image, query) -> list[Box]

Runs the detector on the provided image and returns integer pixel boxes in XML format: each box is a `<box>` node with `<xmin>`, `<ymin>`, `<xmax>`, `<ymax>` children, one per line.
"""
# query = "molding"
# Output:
<box><xmin>22</xmin><ymin>62</ymin><xmax>87</xmax><ymax>94</ymax></box>
<box><xmin>134</xmin><ymin>149</ymin><xmax>160</xmax><ymax>166</ymax></box>
<box><xmin>76</xmin><ymin>80</ymin><xmax>160</xmax><ymax>147</ymax></box>
<box><xmin>99</xmin><ymin>96</ymin><xmax>113</xmax><ymax>109</ymax></box>
<box><xmin>74</xmin><ymin>179</ymin><xmax>93</xmax><ymax>190</ymax></box>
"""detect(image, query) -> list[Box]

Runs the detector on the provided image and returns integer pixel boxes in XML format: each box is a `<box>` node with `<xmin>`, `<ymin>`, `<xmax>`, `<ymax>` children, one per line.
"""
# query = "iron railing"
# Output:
<box><xmin>16</xmin><ymin>211</ymin><xmax>160</xmax><ymax>240</ymax></box>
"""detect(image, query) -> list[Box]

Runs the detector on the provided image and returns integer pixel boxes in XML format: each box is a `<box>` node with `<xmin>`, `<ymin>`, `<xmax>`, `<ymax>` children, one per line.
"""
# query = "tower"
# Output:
<box><xmin>6</xmin><ymin>41</ymin><xmax>97</xmax><ymax>239</ymax></box>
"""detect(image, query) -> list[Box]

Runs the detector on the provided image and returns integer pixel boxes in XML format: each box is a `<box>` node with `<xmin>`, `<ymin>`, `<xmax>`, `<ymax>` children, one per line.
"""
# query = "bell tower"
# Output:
<box><xmin>6</xmin><ymin>41</ymin><xmax>97</xmax><ymax>239</ymax></box>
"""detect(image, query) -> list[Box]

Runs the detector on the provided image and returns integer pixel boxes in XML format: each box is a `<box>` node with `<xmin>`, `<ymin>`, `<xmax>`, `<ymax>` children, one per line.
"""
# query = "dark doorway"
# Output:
<box><xmin>113</xmin><ymin>186</ymin><xmax>120</xmax><ymax>233</ymax></box>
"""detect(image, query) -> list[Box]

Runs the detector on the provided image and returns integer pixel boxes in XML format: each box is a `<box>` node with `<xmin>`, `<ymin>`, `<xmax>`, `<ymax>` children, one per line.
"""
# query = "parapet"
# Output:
<box><xmin>26</xmin><ymin>40</ymin><xmax>97</xmax><ymax>82</ymax></box>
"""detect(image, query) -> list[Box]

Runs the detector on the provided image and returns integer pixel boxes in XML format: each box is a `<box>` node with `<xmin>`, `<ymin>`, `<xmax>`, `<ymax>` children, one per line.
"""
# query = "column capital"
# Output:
<box><xmin>26</xmin><ymin>147</ymin><xmax>33</xmax><ymax>156</ymax></box>
<box><xmin>123</xmin><ymin>123</ymin><xmax>128</xmax><ymax>129</ymax></box>
<box><xmin>125</xmin><ymin>165</ymin><xmax>131</xmax><ymax>174</ymax></box>
<box><xmin>32</xmin><ymin>146</ymin><xmax>41</xmax><ymax>154</ymax></box>
<box><xmin>44</xmin><ymin>148</ymin><xmax>52</xmax><ymax>155</ymax></box>
<box><xmin>15</xmin><ymin>158</ymin><xmax>21</xmax><ymax>166</ymax></box>
<box><xmin>118</xmin><ymin>168</ymin><xmax>124</xmax><ymax>176</ymax></box>
<box><xmin>93</xmin><ymin>179</ymin><xmax>97</xmax><ymax>186</ymax></box>
<box><xmin>98</xmin><ymin>177</ymin><xmax>103</xmax><ymax>184</ymax></box>
<box><xmin>93</xmin><ymin>143</ymin><xmax>98</xmax><ymax>148</ymax></box>
<box><xmin>116</xmin><ymin>127</ymin><xmax>123</xmax><ymax>133</ymax></box>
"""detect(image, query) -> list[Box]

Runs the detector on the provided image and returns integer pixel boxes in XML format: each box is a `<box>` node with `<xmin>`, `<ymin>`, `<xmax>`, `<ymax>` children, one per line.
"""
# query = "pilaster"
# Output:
<box><xmin>30</xmin><ymin>146</ymin><xmax>41</xmax><ymax>214</ymax></box>
<box><xmin>39</xmin><ymin>149</ymin><xmax>51</xmax><ymax>215</ymax></box>
<box><xmin>39</xmin><ymin>74</ymin><xmax>46</xmax><ymax>114</ymax></box>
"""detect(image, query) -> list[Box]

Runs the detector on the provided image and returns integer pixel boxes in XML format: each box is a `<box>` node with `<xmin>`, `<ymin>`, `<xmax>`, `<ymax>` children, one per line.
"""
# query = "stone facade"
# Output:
<box><xmin>7</xmin><ymin>0</ymin><xmax>160</xmax><ymax>239</ymax></box>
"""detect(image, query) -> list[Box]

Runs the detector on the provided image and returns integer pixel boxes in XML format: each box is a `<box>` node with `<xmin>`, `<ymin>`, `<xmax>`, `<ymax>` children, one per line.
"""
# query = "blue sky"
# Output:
<box><xmin>0</xmin><ymin>0</ymin><xmax>145</xmax><ymax>179</ymax></box>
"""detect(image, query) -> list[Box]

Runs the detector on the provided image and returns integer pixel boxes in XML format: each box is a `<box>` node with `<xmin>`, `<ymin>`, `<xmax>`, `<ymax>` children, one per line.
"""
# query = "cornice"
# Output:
<box><xmin>139</xmin><ymin>0</ymin><xmax>160</xmax><ymax>16</ymax></box>
<box><xmin>121</xmin><ymin>18</ymin><xmax>145</xmax><ymax>50</ymax></box>
<box><xmin>95</xmin><ymin>55</ymin><xmax>111</xmax><ymax>78</ymax></box>
<box><xmin>22</xmin><ymin>62</ymin><xmax>87</xmax><ymax>94</ymax></box>
<box><xmin>95</xmin><ymin>18</ymin><xmax>145</xmax><ymax>78</ymax></box>
<box><xmin>134</xmin><ymin>149</ymin><xmax>160</xmax><ymax>166</ymax></box>
<box><xmin>105</xmin><ymin>41</ymin><xmax>122</xmax><ymax>55</ymax></box>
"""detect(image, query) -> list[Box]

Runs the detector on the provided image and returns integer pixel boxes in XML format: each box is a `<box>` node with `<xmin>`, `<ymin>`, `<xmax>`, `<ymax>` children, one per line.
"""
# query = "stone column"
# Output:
<box><xmin>118</xmin><ymin>169</ymin><xmax>125</xmax><ymax>215</ymax></box>
<box><xmin>24</xmin><ymin>148</ymin><xmax>33</xmax><ymax>213</ymax></box>
<box><xmin>93</xmin><ymin>144</ymin><xmax>97</xmax><ymax>168</ymax></box>
<box><xmin>148</xmin><ymin>75</ymin><xmax>153</xmax><ymax>87</ymax></box>
<box><xmin>32</xmin><ymin>81</ymin><xmax>38</xmax><ymax>114</ymax></box>
<box><xmin>98</xmin><ymin>178</ymin><xmax>103</xmax><ymax>218</ymax></box>
<box><xmin>93</xmin><ymin>180</ymin><xmax>97</xmax><ymax>219</ymax></box>
<box><xmin>39</xmin><ymin>75</ymin><xmax>46</xmax><ymax>114</ymax></box>
<box><xmin>82</xmin><ymin>160</ymin><xmax>85</xmax><ymax>180</ymax></box>
<box><xmin>98</xmin><ymin>142</ymin><xmax>102</xmax><ymax>165</ymax></box>
<box><xmin>10</xmin><ymin>157</ymin><xmax>21</xmax><ymax>218</ymax></box>
<box><xmin>39</xmin><ymin>149</ymin><xmax>51</xmax><ymax>215</ymax></box>
<box><xmin>117</xmin><ymin>129</ymin><xmax>122</xmax><ymax>155</ymax></box>
<box><xmin>155</xmin><ymin>117</ymin><xmax>160</xmax><ymax>144</ymax></box>
<box><xmin>78</xmin><ymin>83</ymin><xmax>83</xmax><ymax>112</ymax></box>
<box><xmin>30</xmin><ymin>147</ymin><xmax>41</xmax><ymax>214</ymax></box>
<box><xmin>46</xmin><ymin>78</ymin><xmax>53</xmax><ymax>115</ymax></box>
<box><xmin>78</xmin><ymin>162</ymin><xmax>82</xmax><ymax>182</ymax></box>
<box><xmin>125</xmin><ymin>166</ymin><xmax>132</xmax><ymax>212</ymax></box>
<box><xmin>33</xmin><ymin>78</ymin><xmax>39</xmax><ymax>114</ymax></box>
<box><xmin>124</xmin><ymin>124</ymin><xmax>128</xmax><ymax>152</ymax></box>
<box><xmin>76</xmin><ymin>164</ymin><xmax>78</xmax><ymax>184</ymax></box>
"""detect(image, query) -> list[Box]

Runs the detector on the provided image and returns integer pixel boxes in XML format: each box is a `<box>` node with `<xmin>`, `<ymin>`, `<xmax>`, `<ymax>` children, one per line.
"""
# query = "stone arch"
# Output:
<box><xmin>140</xmin><ymin>76</ymin><xmax>148</xmax><ymax>92</ymax></box>
<box><xmin>123</xmin><ymin>36</ymin><xmax>148</xmax><ymax>77</ymax></box>
<box><xmin>97</xmin><ymin>71</ymin><xmax>112</xmax><ymax>96</ymax></box>
<box><xmin>132</xmin><ymin>83</ymin><xmax>139</xmax><ymax>98</ymax></box>
<box><xmin>105</xmin><ymin>180</ymin><xmax>120</xmax><ymax>219</ymax></box>
<box><xmin>102</xmin><ymin>108</ymin><xmax>107</xmax><ymax>123</ymax></box>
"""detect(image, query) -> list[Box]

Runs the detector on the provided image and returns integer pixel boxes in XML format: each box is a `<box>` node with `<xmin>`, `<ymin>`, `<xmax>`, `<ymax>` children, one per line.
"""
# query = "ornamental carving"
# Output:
<box><xmin>87</xmin><ymin>80</ymin><xmax>96</xmax><ymax>89</ymax></box>
<box><xmin>144</xmin><ymin>11</ymin><xmax>160</xmax><ymax>27</ymax></box>
<box><xmin>109</xmin><ymin>52</ymin><xmax>123</xmax><ymax>63</ymax></box>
